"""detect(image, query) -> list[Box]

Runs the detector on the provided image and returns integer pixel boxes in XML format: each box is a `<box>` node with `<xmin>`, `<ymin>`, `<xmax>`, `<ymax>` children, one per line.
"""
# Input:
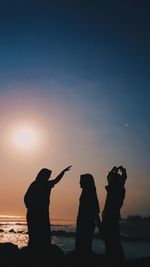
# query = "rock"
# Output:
<box><xmin>19</xmin><ymin>244</ymin><xmax>64</xmax><ymax>266</ymax></box>
<box><xmin>9</xmin><ymin>229</ymin><xmax>16</xmax><ymax>233</ymax></box>
<box><xmin>0</xmin><ymin>243</ymin><xmax>19</xmax><ymax>266</ymax></box>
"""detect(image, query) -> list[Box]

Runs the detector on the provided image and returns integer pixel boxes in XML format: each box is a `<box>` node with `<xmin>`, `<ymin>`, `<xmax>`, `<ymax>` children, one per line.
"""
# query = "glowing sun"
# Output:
<box><xmin>14</xmin><ymin>127</ymin><xmax>38</xmax><ymax>149</ymax></box>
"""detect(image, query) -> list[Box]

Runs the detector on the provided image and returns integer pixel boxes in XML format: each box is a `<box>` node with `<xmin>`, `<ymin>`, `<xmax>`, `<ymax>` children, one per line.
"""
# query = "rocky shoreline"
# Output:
<box><xmin>0</xmin><ymin>243</ymin><xmax>150</xmax><ymax>267</ymax></box>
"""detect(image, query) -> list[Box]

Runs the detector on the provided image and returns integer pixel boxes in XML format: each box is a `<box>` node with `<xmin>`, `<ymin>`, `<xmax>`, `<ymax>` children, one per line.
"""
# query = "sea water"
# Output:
<box><xmin>0</xmin><ymin>216</ymin><xmax>150</xmax><ymax>259</ymax></box>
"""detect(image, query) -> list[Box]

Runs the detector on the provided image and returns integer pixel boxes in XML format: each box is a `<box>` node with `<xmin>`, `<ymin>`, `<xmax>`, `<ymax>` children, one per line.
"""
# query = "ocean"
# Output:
<box><xmin>0</xmin><ymin>216</ymin><xmax>150</xmax><ymax>260</ymax></box>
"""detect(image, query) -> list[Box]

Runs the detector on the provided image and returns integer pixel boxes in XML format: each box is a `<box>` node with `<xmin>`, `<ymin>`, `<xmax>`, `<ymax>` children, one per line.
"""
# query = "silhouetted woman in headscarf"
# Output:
<box><xmin>102</xmin><ymin>166</ymin><xmax>127</xmax><ymax>266</ymax></box>
<box><xmin>75</xmin><ymin>174</ymin><xmax>102</xmax><ymax>255</ymax></box>
<box><xmin>24</xmin><ymin>166</ymin><xmax>71</xmax><ymax>250</ymax></box>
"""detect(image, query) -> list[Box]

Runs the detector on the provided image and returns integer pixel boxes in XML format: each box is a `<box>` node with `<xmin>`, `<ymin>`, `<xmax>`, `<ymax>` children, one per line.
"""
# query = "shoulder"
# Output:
<box><xmin>48</xmin><ymin>180</ymin><xmax>55</xmax><ymax>188</ymax></box>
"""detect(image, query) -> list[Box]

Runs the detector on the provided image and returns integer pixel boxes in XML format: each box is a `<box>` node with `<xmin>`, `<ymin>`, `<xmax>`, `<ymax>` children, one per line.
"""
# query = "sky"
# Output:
<box><xmin>0</xmin><ymin>0</ymin><xmax>150</xmax><ymax>220</ymax></box>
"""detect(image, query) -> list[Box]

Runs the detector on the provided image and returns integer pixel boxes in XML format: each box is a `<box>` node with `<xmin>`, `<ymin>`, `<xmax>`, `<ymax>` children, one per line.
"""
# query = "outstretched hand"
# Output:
<box><xmin>52</xmin><ymin>166</ymin><xmax>72</xmax><ymax>185</ymax></box>
<box><xmin>63</xmin><ymin>166</ymin><xmax>72</xmax><ymax>172</ymax></box>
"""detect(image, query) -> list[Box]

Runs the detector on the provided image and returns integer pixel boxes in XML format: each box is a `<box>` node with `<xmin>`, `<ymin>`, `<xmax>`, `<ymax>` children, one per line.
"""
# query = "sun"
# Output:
<box><xmin>14</xmin><ymin>127</ymin><xmax>38</xmax><ymax>149</ymax></box>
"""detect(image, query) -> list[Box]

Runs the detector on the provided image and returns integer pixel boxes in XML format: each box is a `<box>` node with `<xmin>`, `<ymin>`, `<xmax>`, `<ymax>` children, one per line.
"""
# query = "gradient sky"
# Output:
<box><xmin>0</xmin><ymin>1</ymin><xmax>150</xmax><ymax>220</ymax></box>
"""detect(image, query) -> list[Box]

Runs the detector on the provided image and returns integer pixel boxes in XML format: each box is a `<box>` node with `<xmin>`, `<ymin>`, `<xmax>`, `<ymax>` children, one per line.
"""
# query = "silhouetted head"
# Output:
<box><xmin>80</xmin><ymin>173</ymin><xmax>100</xmax><ymax>213</ymax></box>
<box><xmin>80</xmin><ymin>174</ymin><xmax>95</xmax><ymax>190</ymax></box>
<box><xmin>36</xmin><ymin>168</ymin><xmax>52</xmax><ymax>182</ymax></box>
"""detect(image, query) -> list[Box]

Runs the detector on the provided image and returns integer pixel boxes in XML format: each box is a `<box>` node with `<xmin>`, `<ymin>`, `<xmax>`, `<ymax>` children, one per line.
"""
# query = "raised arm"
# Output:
<box><xmin>51</xmin><ymin>166</ymin><xmax>72</xmax><ymax>185</ymax></box>
<box><xmin>119</xmin><ymin>166</ymin><xmax>127</xmax><ymax>186</ymax></box>
<box><xmin>107</xmin><ymin>166</ymin><xmax>118</xmax><ymax>184</ymax></box>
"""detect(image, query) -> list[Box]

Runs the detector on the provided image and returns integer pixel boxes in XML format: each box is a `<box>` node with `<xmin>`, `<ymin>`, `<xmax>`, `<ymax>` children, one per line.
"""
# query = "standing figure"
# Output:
<box><xmin>24</xmin><ymin>166</ymin><xmax>71</xmax><ymax>250</ymax></box>
<box><xmin>102</xmin><ymin>166</ymin><xmax>127</xmax><ymax>266</ymax></box>
<box><xmin>75</xmin><ymin>174</ymin><xmax>102</xmax><ymax>255</ymax></box>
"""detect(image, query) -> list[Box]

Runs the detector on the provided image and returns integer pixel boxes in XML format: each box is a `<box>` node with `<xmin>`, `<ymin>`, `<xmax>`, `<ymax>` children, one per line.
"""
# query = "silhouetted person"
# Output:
<box><xmin>75</xmin><ymin>174</ymin><xmax>102</xmax><ymax>255</ymax></box>
<box><xmin>24</xmin><ymin>166</ymin><xmax>71</xmax><ymax>250</ymax></box>
<box><xmin>102</xmin><ymin>166</ymin><xmax>127</xmax><ymax>266</ymax></box>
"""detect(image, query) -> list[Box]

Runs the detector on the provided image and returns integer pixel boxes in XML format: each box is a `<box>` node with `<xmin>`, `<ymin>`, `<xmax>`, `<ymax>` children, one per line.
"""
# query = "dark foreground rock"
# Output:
<box><xmin>0</xmin><ymin>243</ymin><xmax>150</xmax><ymax>267</ymax></box>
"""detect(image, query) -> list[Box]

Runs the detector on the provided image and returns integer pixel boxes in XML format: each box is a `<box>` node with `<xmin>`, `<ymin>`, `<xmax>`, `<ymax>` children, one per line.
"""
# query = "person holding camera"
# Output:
<box><xmin>102</xmin><ymin>166</ymin><xmax>127</xmax><ymax>266</ymax></box>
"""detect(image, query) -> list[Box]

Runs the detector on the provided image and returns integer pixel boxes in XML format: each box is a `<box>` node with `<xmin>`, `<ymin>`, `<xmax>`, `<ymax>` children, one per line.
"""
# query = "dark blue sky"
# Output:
<box><xmin>0</xmin><ymin>1</ymin><xmax>150</xmax><ymax>216</ymax></box>
<box><xmin>0</xmin><ymin>1</ymin><xmax>150</xmax><ymax>85</ymax></box>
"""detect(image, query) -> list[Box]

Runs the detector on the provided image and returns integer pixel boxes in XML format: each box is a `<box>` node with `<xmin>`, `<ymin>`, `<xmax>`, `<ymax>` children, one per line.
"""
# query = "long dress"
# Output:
<box><xmin>24</xmin><ymin>180</ymin><xmax>55</xmax><ymax>250</ymax></box>
<box><xmin>75</xmin><ymin>189</ymin><xmax>100</xmax><ymax>254</ymax></box>
<box><xmin>102</xmin><ymin>183</ymin><xmax>126</xmax><ymax>265</ymax></box>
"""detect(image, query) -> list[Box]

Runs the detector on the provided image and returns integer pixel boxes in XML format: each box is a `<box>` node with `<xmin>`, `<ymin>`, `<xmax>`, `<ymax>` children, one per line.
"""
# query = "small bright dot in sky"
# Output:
<box><xmin>125</xmin><ymin>123</ymin><xmax>129</xmax><ymax>127</ymax></box>
<box><xmin>14</xmin><ymin>127</ymin><xmax>38</xmax><ymax>149</ymax></box>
